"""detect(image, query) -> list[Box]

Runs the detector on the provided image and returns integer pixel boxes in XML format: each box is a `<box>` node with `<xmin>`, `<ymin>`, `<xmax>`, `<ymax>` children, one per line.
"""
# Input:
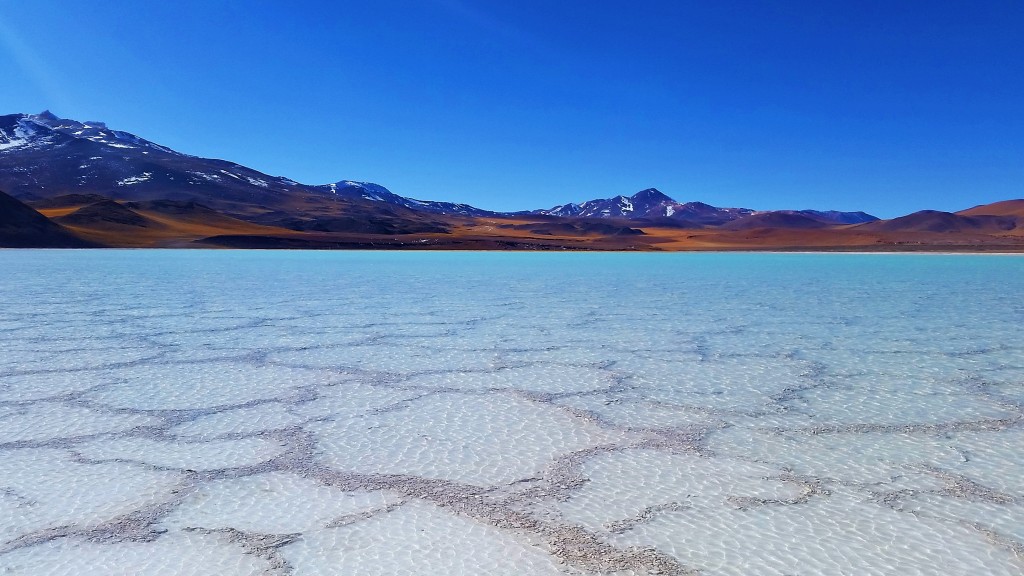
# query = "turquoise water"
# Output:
<box><xmin>0</xmin><ymin>251</ymin><xmax>1022</xmax><ymax>575</ymax></box>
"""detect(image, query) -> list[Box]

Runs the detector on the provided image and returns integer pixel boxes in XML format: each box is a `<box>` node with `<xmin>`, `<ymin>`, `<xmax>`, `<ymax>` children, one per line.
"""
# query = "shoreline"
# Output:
<box><xmin>3</xmin><ymin>246</ymin><xmax>1024</xmax><ymax>255</ymax></box>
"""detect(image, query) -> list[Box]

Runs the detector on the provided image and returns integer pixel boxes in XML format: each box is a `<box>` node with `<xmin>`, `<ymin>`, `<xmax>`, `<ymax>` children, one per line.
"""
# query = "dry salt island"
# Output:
<box><xmin>1</xmin><ymin>250</ymin><xmax>1022</xmax><ymax>575</ymax></box>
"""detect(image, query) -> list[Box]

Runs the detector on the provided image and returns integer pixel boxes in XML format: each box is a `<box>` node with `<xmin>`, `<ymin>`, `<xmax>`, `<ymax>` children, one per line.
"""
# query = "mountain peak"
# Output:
<box><xmin>630</xmin><ymin>188</ymin><xmax>674</xmax><ymax>203</ymax></box>
<box><xmin>35</xmin><ymin>110</ymin><xmax>60</xmax><ymax>122</ymax></box>
<box><xmin>327</xmin><ymin>180</ymin><xmax>397</xmax><ymax>201</ymax></box>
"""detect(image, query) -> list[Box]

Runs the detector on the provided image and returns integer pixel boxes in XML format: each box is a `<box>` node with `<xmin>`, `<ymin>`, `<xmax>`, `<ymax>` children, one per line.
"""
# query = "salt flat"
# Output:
<box><xmin>0</xmin><ymin>250</ymin><xmax>1021</xmax><ymax>575</ymax></box>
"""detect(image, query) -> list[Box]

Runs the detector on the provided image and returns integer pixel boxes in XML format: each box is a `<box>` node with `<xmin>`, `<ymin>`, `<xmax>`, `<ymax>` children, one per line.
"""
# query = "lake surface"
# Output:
<box><xmin>0</xmin><ymin>250</ymin><xmax>1022</xmax><ymax>575</ymax></box>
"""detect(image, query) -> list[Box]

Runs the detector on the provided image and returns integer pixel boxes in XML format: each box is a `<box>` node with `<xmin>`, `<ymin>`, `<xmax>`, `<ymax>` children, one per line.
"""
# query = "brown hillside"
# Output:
<box><xmin>0</xmin><ymin>189</ymin><xmax>92</xmax><ymax>247</ymax></box>
<box><xmin>957</xmin><ymin>199</ymin><xmax>1024</xmax><ymax>218</ymax></box>
<box><xmin>856</xmin><ymin>210</ymin><xmax>1017</xmax><ymax>233</ymax></box>
<box><xmin>55</xmin><ymin>200</ymin><xmax>156</xmax><ymax>228</ymax></box>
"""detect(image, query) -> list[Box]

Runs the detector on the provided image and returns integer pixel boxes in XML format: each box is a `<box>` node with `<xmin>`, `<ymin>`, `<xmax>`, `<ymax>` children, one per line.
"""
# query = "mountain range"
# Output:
<box><xmin>1</xmin><ymin>111</ymin><xmax>1021</xmax><ymax>251</ymax></box>
<box><xmin>530</xmin><ymin>188</ymin><xmax>877</xmax><ymax>227</ymax></box>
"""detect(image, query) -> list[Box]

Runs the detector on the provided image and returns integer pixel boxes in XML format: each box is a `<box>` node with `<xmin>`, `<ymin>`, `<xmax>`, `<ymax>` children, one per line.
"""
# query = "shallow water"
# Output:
<box><xmin>0</xmin><ymin>250</ymin><xmax>1022</xmax><ymax>575</ymax></box>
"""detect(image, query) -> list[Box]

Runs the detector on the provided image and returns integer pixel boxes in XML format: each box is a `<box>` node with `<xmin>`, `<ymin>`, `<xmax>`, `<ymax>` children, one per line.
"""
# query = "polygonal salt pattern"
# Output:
<box><xmin>621</xmin><ymin>356</ymin><xmax>812</xmax><ymax>414</ymax></box>
<box><xmin>785</xmin><ymin>373</ymin><xmax>1019</xmax><ymax>426</ymax></box>
<box><xmin>1</xmin><ymin>251</ymin><xmax>1023</xmax><ymax>575</ymax></box>
<box><xmin>82</xmin><ymin>363</ymin><xmax>333</xmax><ymax>410</ymax></box>
<box><xmin>73</xmin><ymin>437</ymin><xmax>289</xmax><ymax>471</ymax></box>
<box><xmin>287</xmin><ymin>381</ymin><xmax>423</xmax><ymax>421</ymax></box>
<box><xmin>890</xmin><ymin>492</ymin><xmax>1024</xmax><ymax>546</ymax></box>
<box><xmin>0</xmin><ymin>404</ymin><xmax>161</xmax><ymax>445</ymax></box>
<box><xmin>171</xmin><ymin>403</ymin><xmax>307</xmax><ymax>439</ymax></box>
<box><xmin>281</xmin><ymin>501</ymin><xmax>566</xmax><ymax>575</ymax></box>
<box><xmin>942</xmin><ymin>428</ymin><xmax>1024</xmax><ymax>496</ymax></box>
<box><xmin>553</xmin><ymin>393</ymin><xmax>722</xmax><ymax>430</ymax></box>
<box><xmin>0</xmin><ymin>531</ymin><xmax>271</xmax><ymax>575</ymax></box>
<box><xmin>0</xmin><ymin>371</ymin><xmax>118</xmax><ymax>402</ymax></box>
<box><xmin>269</xmin><ymin>343</ymin><xmax>503</xmax><ymax>373</ymax></box>
<box><xmin>975</xmin><ymin>366</ymin><xmax>1024</xmax><ymax>405</ymax></box>
<box><xmin>708</xmin><ymin>427</ymin><xmax>969</xmax><ymax>485</ymax></box>
<box><xmin>160</xmin><ymin>472</ymin><xmax>395</xmax><ymax>534</ymax></box>
<box><xmin>0</xmin><ymin>346</ymin><xmax>161</xmax><ymax>373</ymax></box>
<box><xmin>559</xmin><ymin>449</ymin><xmax>805</xmax><ymax>533</ymax></box>
<box><xmin>0</xmin><ymin>448</ymin><xmax>182</xmax><ymax>545</ymax></box>
<box><xmin>616</xmin><ymin>487</ymin><xmax>1023</xmax><ymax>576</ymax></box>
<box><xmin>311</xmin><ymin>392</ymin><xmax>629</xmax><ymax>485</ymax></box>
<box><xmin>398</xmin><ymin>364</ymin><xmax>617</xmax><ymax>394</ymax></box>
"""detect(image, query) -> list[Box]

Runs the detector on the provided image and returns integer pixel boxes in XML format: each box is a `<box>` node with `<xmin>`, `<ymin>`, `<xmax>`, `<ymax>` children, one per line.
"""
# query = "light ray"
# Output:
<box><xmin>0</xmin><ymin>13</ymin><xmax>72</xmax><ymax>112</ymax></box>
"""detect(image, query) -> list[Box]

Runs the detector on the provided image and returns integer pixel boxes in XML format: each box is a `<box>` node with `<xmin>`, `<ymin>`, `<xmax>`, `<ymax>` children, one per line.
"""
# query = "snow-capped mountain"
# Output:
<box><xmin>317</xmin><ymin>181</ymin><xmax>495</xmax><ymax>217</ymax></box>
<box><xmin>534</xmin><ymin>188</ymin><xmax>877</xmax><ymax>226</ymax></box>
<box><xmin>1</xmin><ymin>111</ymin><xmax>879</xmax><ymax>227</ymax></box>
<box><xmin>535</xmin><ymin>188</ymin><xmax>754</xmax><ymax>225</ymax></box>
<box><xmin>0</xmin><ymin>111</ymin><xmax>492</xmax><ymax>217</ymax></box>
<box><xmin>0</xmin><ymin>111</ymin><xmax>325</xmax><ymax>213</ymax></box>
<box><xmin>537</xmin><ymin>188</ymin><xmax>670</xmax><ymax>218</ymax></box>
<box><xmin>0</xmin><ymin>110</ymin><xmax>176</xmax><ymax>154</ymax></box>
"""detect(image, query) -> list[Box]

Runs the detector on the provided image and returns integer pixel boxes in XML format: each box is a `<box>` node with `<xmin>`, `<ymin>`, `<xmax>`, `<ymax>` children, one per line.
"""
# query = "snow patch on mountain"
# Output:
<box><xmin>0</xmin><ymin>118</ymin><xmax>54</xmax><ymax>152</ymax></box>
<box><xmin>117</xmin><ymin>172</ymin><xmax>152</xmax><ymax>186</ymax></box>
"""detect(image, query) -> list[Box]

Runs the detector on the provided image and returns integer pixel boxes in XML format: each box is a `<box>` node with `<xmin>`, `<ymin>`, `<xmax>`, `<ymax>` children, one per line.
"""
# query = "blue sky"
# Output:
<box><xmin>0</xmin><ymin>1</ymin><xmax>1021</xmax><ymax>217</ymax></box>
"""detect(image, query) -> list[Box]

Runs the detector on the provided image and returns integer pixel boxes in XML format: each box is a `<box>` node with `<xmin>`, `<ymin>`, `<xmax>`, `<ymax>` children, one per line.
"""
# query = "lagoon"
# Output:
<box><xmin>1</xmin><ymin>251</ymin><xmax>1022</xmax><ymax>575</ymax></box>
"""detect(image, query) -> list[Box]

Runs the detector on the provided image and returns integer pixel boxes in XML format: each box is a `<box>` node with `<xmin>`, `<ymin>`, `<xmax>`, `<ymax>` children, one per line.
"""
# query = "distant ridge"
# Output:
<box><xmin>773</xmin><ymin>209</ymin><xmax>878</xmax><ymax>224</ymax></box>
<box><xmin>0</xmin><ymin>111</ymin><xmax>490</xmax><ymax>218</ymax></box>
<box><xmin>720</xmin><ymin>212</ymin><xmax>832</xmax><ymax>230</ymax></box>
<box><xmin>3</xmin><ymin>111</ymin><xmax>881</xmax><ymax>226</ymax></box>
<box><xmin>532</xmin><ymin>188</ymin><xmax>877</xmax><ymax>227</ymax></box>
<box><xmin>55</xmin><ymin>200</ymin><xmax>156</xmax><ymax>228</ymax></box>
<box><xmin>0</xmin><ymin>110</ymin><xmax>1021</xmax><ymax>251</ymax></box>
<box><xmin>957</xmin><ymin>199</ymin><xmax>1024</xmax><ymax>218</ymax></box>
<box><xmin>0</xmin><ymin>189</ymin><xmax>91</xmax><ymax>247</ymax></box>
<box><xmin>857</xmin><ymin>210</ymin><xmax>1017</xmax><ymax>233</ymax></box>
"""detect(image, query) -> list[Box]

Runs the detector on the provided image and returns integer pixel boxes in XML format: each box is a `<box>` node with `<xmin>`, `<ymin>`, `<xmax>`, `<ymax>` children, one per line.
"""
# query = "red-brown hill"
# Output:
<box><xmin>54</xmin><ymin>200</ymin><xmax>156</xmax><ymax>228</ymax></box>
<box><xmin>0</xmin><ymin>189</ymin><xmax>93</xmax><ymax>247</ymax></box>
<box><xmin>956</xmin><ymin>199</ymin><xmax>1024</xmax><ymax>218</ymax></box>
<box><xmin>855</xmin><ymin>210</ymin><xmax>1017</xmax><ymax>233</ymax></box>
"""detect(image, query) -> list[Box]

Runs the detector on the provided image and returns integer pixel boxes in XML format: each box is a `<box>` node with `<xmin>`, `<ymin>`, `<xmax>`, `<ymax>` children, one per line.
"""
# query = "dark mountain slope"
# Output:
<box><xmin>721</xmin><ymin>212</ymin><xmax>833</xmax><ymax>230</ymax></box>
<box><xmin>0</xmin><ymin>112</ymin><xmax>494</xmax><ymax>220</ymax></box>
<box><xmin>0</xmin><ymin>189</ymin><xmax>93</xmax><ymax>247</ymax></box>
<box><xmin>55</xmin><ymin>200</ymin><xmax>156</xmax><ymax>228</ymax></box>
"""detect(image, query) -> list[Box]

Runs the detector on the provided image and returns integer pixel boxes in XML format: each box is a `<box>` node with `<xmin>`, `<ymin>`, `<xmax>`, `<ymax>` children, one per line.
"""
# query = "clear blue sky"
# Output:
<box><xmin>1</xmin><ymin>1</ymin><xmax>1021</xmax><ymax>216</ymax></box>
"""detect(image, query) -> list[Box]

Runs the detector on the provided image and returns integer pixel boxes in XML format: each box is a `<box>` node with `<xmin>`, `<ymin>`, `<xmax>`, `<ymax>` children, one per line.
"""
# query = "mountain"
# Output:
<box><xmin>772</xmin><ymin>209</ymin><xmax>879</xmax><ymax>224</ymax></box>
<box><xmin>28</xmin><ymin>193</ymin><xmax>113</xmax><ymax>209</ymax></box>
<box><xmin>316</xmin><ymin>180</ymin><xmax>495</xmax><ymax>217</ymax></box>
<box><xmin>856</xmin><ymin>210</ymin><xmax>1018</xmax><ymax>233</ymax></box>
<box><xmin>0</xmin><ymin>189</ymin><xmax>91</xmax><ymax>247</ymax></box>
<box><xmin>3</xmin><ymin>111</ymin><xmax>880</xmax><ymax>229</ymax></box>
<box><xmin>538</xmin><ymin>188</ymin><xmax>680</xmax><ymax>218</ymax></box>
<box><xmin>720</xmin><ymin>212</ymin><xmax>833</xmax><ymax>230</ymax></box>
<box><xmin>533</xmin><ymin>188</ymin><xmax>876</xmax><ymax>227</ymax></box>
<box><xmin>54</xmin><ymin>200</ymin><xmax>156</xmax><ymax>228</ymax></box>
<box><xmin>0</xmin><ymin>111</ymin><xmax>315</xmax><ymax>213</ymax></box>
<box><xmin>28</xmin><ymin>195</ymin><xmax>303</xmax><ymax>248</ymax></box>
<box><xmin>0</xmin><ymin>111</ymin><xmax>491</xmax><ymax>220</ymax></box>
<box><xmin>957</xmin><ymin>199</ymin><xmax>1024</xmax><ymax>218</ymax></box>
<box><xmin>534</xmin><ymin>188</ymin><xmax>754</xmax><ymax>225</ymax></box>
<box><xmin>2</xmin><ymin>111</ymin><xmax>1020</xmax><ymax>251</ymax></box>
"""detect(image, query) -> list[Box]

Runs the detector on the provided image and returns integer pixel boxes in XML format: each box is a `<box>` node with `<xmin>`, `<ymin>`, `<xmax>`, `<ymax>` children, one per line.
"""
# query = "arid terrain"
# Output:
<box><xmin>2</xmin><ymin>112</ymin><xmax>1022</xmax><ymax>251</ymax></box>
<box><xmin>2</xmin><ymin>189</ymin><xmax>1021</xmax><ymax>251</ymax></box>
